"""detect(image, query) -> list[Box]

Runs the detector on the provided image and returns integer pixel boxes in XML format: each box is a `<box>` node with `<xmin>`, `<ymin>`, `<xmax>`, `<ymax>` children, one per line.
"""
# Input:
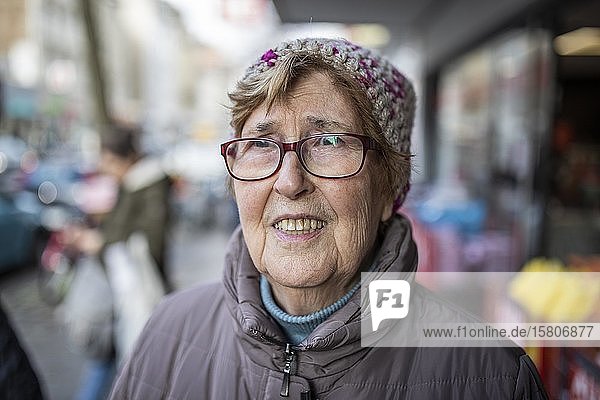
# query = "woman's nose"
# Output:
<box><xmin>273</xmin><ymin>152</ymin><xmax>314</xmax><ymax>199</ymax></box>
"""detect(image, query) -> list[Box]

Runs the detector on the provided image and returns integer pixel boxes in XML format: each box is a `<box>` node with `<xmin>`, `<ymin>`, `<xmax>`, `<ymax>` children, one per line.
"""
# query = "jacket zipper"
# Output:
<box><xmin>280</xmin><ymin>343</ymin><xmax>295</xmax><ymax>397</ymax></box>
<box><xmin>247</xmin><ymin>330</ymin><xmax>304</xmax><ymax>398</ymax></box>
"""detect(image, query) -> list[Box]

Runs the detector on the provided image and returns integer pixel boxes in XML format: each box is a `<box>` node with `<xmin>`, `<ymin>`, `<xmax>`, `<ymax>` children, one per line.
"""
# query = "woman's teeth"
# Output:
<box><xmin>274</xmin><ymin>218</ymin><xmax>326</xmax><ymax>234</ymax></box>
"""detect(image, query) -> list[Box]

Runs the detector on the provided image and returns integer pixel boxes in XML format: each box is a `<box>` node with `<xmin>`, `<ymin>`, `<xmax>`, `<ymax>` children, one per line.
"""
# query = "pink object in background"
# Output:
<box><xmin>72</xmin><ymin>174</ymin><xmax>118</xmax><ymax>216</ymax></box>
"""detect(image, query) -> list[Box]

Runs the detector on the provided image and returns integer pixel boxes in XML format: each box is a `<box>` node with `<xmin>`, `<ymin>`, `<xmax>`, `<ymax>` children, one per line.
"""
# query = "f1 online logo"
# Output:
<box><xmin>368</xmin><ymin>280</ymin><xmax>411</xmax><ymax>331</ymax></box>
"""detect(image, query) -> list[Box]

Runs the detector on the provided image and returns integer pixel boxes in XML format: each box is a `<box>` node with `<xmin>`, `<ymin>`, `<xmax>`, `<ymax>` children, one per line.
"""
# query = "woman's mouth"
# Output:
<box><xmin>273</xmin><ymin>218</ymin><xmax>327</xmax><ymax>235</ymax></box>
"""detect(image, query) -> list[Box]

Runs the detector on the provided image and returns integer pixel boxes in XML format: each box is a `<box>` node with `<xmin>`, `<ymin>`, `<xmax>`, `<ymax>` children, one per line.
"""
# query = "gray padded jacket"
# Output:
<box><xmin>110</xmin><ymin>214</ymin><xmax>548</xmax><ymax>399</ymax></box>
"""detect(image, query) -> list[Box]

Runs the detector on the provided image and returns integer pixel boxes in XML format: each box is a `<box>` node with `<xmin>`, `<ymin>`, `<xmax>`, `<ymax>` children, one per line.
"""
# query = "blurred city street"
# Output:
<box><xmin>0</xmin><ymin>222</ymin><xmax>231</xmax><ymax>400</ymax></box>
<box><xmin>1</xmin><ymin>0</ymin><xmax>599</xmax><ymax>397</ymax></box>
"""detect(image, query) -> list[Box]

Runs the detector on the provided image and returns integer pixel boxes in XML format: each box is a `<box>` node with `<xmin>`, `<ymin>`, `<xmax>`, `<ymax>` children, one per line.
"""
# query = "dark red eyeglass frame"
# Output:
<box><xmin>220</xmin><ymin>133</ymin><xmax>381</xmax><ymax>181</ymax></box>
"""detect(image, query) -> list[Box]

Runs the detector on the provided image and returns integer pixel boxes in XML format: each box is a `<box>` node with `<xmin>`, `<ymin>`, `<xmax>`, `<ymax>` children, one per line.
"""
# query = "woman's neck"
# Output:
<box><xmin>260</xmin><ymin>275</ymin><xmax>361</xmax><ymax>344</ymax></box>
<box><xmin>268</xmin><ymin>279</ymin><xmax>353</xmax><ymax>315</ymax></box>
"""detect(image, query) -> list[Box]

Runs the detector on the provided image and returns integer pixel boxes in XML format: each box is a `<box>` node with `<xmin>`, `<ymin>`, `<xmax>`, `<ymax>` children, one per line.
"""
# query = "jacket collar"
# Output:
<box><xmin>222</xmin><ymin>213</ymin><xmax>418</xmax><ymax>350</ymax></box>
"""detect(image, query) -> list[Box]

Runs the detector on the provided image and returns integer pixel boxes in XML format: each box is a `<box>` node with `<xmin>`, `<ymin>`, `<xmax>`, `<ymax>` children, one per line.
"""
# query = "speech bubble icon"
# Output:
<box><xmin>369</xmin><ymin>279</ymin><xmax>411</xmax><ymax>331</ymax></box>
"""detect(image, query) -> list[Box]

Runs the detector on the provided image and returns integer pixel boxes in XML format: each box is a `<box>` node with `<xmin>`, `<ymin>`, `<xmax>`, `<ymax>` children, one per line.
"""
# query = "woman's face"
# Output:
<box><xmin>234</xmin><ymin>71</ymin><xmax>393</xmax><ymax>290</ymax></box>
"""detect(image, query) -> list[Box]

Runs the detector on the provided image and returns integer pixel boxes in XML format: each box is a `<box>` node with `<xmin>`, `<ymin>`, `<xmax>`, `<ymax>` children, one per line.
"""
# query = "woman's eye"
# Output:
<box><xmin>251</xmin><ymin>140</ymin><xmax>272</xmax><ymax>148</ymax></box>
<box><xmin>318</xmin><ymin>136</ymin><xmax>343</xmax><ymax>147</ymax></box>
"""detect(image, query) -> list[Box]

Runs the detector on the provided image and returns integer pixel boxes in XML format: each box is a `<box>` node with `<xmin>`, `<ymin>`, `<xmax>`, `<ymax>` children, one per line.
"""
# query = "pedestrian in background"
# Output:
<box><xmin>70</xmin><ymin>121</ymin><xmax>173</xmax><ymax>400</ymax></box>
<box><xmin>75</xmin><ymin>122</ymin><xmax>173</xmax><ymax>290</ymax></box>
<box><xmin>109</xmin><ymin>38</ymin><xmax>548</xmax><ymax>399</ymax></box>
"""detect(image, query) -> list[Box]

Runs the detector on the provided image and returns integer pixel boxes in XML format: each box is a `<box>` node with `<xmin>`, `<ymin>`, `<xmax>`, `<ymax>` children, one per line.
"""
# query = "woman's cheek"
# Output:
<box><xmin>235</xmin><ymin>182</ymin><xmax>267</xmax><ymax>224</ymax></box>
<box><xmin>332</xmin><ymin>185</ymin><xmax>377</xmax><ymax>268</ymax></box>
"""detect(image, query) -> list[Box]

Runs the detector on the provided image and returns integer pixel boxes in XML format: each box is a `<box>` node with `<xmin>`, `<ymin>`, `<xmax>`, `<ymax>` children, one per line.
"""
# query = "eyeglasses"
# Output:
<box><xmin>220</xmin><ymin>133</ymin><xmax>380</xmax><ymax>181</ymax></box>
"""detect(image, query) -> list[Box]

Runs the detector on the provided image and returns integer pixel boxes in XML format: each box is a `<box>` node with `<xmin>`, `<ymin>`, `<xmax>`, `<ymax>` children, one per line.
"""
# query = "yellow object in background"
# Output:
<box><xmin>546</xmin><ymin>273</ymin><xmax>600</xmax><ymax>322</ymax></box>
<box><xmin>508</xmin><ymin>258</ymin><xmax>600</xmax><ymax>322</ymax></box>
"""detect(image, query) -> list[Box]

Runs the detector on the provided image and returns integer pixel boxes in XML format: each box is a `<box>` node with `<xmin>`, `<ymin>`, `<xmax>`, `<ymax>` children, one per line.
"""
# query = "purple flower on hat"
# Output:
<box><xmin>260</xmin><ymin>49</ymin><xmax>278</xmax><ymax>66</ymax></box>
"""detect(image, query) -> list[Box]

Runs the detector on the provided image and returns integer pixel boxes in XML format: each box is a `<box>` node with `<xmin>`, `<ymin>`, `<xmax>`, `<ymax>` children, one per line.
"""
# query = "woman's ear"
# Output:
<box><xmin>381</xmin><ymin>200</ymin><xmax>394</xmax><ymax>222</ymax></box>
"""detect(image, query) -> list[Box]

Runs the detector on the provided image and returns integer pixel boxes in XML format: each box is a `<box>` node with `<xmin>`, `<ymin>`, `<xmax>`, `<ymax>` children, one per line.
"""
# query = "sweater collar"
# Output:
<box><xmin>260</xmin><ymin>274</ymin><xmax>362</xmax><ymax>345</ymax></box>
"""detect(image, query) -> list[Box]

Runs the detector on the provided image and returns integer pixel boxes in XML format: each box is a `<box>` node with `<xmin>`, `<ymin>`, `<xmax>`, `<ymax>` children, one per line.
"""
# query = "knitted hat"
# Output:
<box><xmin>241</xmin><ymin>37</ymin><xmax>416</xmax><ymax>155</ymax></box>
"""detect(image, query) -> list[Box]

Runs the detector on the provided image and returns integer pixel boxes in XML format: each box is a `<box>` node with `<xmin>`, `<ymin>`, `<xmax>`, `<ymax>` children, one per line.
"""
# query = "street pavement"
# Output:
<box><xmin>0</xmin><ymin>223</ymin><xmax>231</xmax><ymax>400</ymax></box>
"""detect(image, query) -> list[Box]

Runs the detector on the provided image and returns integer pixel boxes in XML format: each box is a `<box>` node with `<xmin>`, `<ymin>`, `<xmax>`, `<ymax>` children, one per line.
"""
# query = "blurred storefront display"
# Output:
<box><xmin>412</xmin><ymin>1</ymin><xmax>600</xmax><ymax>397</ymax></box>
<box><xmin>412</xmin><ymin>0</ymin><xmax>599</xmax><ymax>266</ymax></box>
<box><xmin>407</xmin><ymin>29</ymin><xmax>554</xmax><ymax>273</ymax></box>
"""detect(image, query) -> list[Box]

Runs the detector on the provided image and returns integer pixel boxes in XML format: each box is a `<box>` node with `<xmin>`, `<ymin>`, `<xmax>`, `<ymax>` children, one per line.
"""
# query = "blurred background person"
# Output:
<box><xmin>73</xmin><ymin>121</ymin><xmax>173</xmax><ymax>290</ymax></box>
<box><xmin>68</xmin><ymin>120</ymin><xmax>173</xmax><ymax>400</ymax></box>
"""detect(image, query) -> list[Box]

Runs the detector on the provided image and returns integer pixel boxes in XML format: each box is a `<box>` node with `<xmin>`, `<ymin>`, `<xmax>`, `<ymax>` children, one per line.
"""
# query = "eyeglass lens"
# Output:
<box><xmin>226</xmin><ymin>139</ymin><xmax>280</xmax><ymax>180</ymax></box>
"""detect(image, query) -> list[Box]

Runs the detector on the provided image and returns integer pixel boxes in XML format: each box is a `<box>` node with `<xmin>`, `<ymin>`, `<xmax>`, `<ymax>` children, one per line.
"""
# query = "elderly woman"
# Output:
<box><xmin>110</xmin><ymin>38</ymin><xmax>547</xmax><ymax>399</ymax></box>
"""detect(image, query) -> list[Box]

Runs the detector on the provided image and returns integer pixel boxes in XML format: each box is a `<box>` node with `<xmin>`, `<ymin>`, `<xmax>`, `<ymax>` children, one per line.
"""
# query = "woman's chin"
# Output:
<box><xmin>264</xmin><ymin>265</ymin><xmax>333</xmax><ymax>290</ymax></box>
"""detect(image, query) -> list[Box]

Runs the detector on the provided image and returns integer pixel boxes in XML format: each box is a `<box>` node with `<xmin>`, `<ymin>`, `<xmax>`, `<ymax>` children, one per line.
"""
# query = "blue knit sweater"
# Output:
<box><xmin>260</xmin><ymin>275</ymin><xmax>361</xmax><ymax>345</ymax></box>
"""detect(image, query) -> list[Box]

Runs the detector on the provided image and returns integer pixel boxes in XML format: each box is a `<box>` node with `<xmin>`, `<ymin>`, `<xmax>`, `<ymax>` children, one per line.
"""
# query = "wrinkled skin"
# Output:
<box><xmin>234</xmin><ymin>71</ymin><xmax>393</xmax><ymax>315</ymax></box>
